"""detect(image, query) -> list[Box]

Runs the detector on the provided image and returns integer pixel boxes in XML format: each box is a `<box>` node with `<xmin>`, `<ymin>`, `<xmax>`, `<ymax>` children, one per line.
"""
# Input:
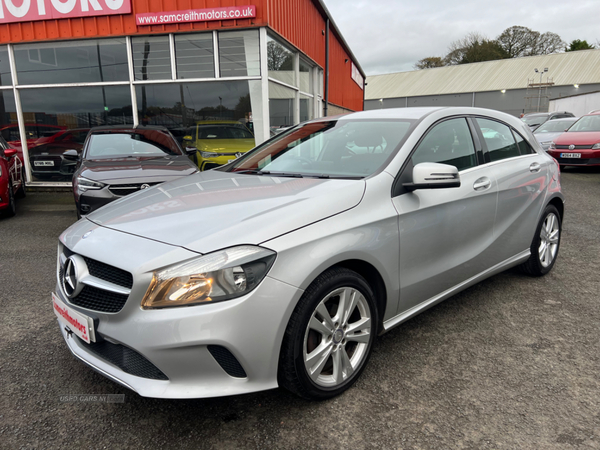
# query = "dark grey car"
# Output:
<box><xmin>70</xmin><ymin>125</ymin><xmax>198</xmax><ymax>217</ymax></box>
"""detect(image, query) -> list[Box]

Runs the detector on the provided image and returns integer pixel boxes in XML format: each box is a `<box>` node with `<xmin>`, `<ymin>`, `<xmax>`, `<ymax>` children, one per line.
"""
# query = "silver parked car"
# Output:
<box><xmin>53</xmin><ymin>107</ymin><xmax>564</xmax><ymax>400</ymax></box>
<box><xmin>533</xmin><ymin>117</ymin><xmax>579</xmax><ymax>151</ymax></box>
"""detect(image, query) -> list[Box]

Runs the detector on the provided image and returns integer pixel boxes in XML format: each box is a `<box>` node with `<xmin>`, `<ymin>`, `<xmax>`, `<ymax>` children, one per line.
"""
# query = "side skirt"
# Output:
<box><xmin>382</xmin><ymin>249</ymin><xmax>530</xmax><ymax>333</ymax></box>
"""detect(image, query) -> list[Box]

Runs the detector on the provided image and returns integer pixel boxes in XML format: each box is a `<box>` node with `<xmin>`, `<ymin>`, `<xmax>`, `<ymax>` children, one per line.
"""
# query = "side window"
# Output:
<box><xmin>513</xmin><ymin>131</ymin><xmax>535</xmax><ymax>155</ymax></box>
<box><xmin>476</xmin><ymin>118</ymin><xmax>520</xmax><ymax>162</ymax></box>
<box><xmin>411</xmin><ymin>118</ymin><xmax>477</xmax><ymax>171</ymax></box>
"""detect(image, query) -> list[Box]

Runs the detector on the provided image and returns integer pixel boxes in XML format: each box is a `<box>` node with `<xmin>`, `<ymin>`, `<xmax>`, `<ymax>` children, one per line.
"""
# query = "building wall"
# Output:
<box><xmin>365</xmin><ymin>83</ymin><xmax>600</xmax><ymax>117</ymax></box>
<box><xmin>0</xmin><ymin>0</ymin><xmax>363</xmax><ymax>113</ymax></box>
<box><xmin>550</xmin><ymin>91</ymin><xmax>600</xmax><ymax>117</ymax></box>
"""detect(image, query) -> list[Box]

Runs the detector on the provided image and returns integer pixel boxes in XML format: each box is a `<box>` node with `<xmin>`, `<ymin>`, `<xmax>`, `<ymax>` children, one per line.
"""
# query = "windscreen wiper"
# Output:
<box><xmin>234</xmin><ymin>169</ymin><xmax>304</xmax><ymax>178</ymax></box>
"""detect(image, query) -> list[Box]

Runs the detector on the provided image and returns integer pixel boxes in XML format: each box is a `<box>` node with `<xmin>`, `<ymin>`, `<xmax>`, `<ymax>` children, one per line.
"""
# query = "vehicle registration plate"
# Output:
<box><xmin>560</xmin><ymin>153</ymin><xmax>581</xmax><ymax>158</ymax></box>
<box><xmin>34</xmin><ymin>160</ymin><xmax>54</xmax><ymax>166</ymax></box>
<box><xmin>52</xmin><ymin>293</ymin><xmax>95</xmax><ymax>344</ymax></box>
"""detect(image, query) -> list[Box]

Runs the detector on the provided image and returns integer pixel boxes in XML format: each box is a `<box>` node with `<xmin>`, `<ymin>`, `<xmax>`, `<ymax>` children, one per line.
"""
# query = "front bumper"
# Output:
<box><xmin>547</xmin><ymin>149</ymin><xmax>600</xmax><ymax>166</ymax></box>
<box><xmin>55</xmin><ymin>221</ymin><xmax>303</xmax><ymax>398</ymax></box>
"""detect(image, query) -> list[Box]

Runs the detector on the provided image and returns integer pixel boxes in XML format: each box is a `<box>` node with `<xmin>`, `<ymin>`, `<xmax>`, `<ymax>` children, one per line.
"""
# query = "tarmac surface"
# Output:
<box><xmin>1</xmin><ymin>167</ymin><xmax>599</xmax><ymax>449</ymax></box>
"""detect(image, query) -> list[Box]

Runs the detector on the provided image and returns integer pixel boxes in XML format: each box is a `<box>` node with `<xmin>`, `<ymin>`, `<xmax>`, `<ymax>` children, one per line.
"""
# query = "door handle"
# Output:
<box><xmin>529</xmin><ymin>162</ymin><xmax>541</xmax><ymax>173</ymax></box>
<box><xmin>473</xmin><ymin>177</ymin><xmax>491</xmax><ymax>191</ymax></box>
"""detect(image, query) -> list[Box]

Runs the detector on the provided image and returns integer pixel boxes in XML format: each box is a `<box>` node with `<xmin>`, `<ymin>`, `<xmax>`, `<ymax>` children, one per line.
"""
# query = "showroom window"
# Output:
<box><xmin>219</xmin><ymin>30</ymin><xmax>260</xmax><ymax>78</ymax></box>
<box><xmin>0</xmin><ymin>46</ymin><xmax>12</xmax><ymax>86</ymax></box>
<box><xmin>20</xmin><ymin>85</ymin><xmax>132</xmax><ymax>182</ymax></box>
<box><xmin>175</xmin><ymin>33</ymin><xmax>214</xmax><ymax>79</ymax></box>
<box><xmin>13</xmin><ymin>39</ymin><xmax>128</xmax><ymax>85</ymax></box>
<box><xmin>132</xmin><ymin>36</ymin><xmax>172</xmax><ymax>81</ymax></box>
<box><xmin>0</xmin><ymin>91</ymin><xmax>18</xmax><ymax>144</ymax></box>
<box><xmin>269</xmin><ymin>81</ymin><xmax>295</xmax><ymax>127</ymax></box>
<box><xmin>267</xmin><ymin>36</ymin><xmax>295</xmax><ymax>86</ymax></box>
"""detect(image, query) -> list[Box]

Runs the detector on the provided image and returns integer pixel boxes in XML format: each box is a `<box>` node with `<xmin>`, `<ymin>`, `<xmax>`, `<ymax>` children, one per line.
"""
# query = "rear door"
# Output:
<box><xmin>472</xmin><ymin>117</ymin><xmax>547</xmax><ymax>263</ymax></box>
<box><xmin>392</xmin><ymin>117</ymin><xmax>498</xmax><ymax>312</ymax></box>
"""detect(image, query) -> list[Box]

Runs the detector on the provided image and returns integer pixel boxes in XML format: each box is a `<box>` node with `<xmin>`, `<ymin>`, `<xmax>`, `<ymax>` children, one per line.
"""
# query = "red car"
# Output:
<box><xmin>548</xmin><ymin>110</ymin><xmax>600</xmax><ymax>169</ymax></box>
<box><xmin>0</xmin><ymin>136</ymin><xmax>25</xmax><ymax>217</ymax></box>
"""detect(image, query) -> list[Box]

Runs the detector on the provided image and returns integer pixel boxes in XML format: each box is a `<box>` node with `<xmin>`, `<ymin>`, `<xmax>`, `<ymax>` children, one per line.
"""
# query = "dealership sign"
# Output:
<box><xmin>0</xmin><ymin>0</ymin><xmax>131</xmax><ymax>24</ymax></box>
<box><xmin>136</xmin><ymin>5</ymin><xmax>256</xmax><ymax>26</ymax></box>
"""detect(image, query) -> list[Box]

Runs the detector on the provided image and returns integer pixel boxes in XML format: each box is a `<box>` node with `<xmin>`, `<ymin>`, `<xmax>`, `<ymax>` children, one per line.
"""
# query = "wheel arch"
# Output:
<box><xmin>548</xmin><ymin>196</ymin><xmax>564</xmax><ymax>221</ymax></box>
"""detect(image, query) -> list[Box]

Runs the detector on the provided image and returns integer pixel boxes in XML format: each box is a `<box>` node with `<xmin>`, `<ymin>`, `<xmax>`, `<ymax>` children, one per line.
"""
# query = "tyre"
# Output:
<box><xmin>15</xmin><ymin>168</ymin><xmax>26</xmax><ymax>199</ymax></box>
<box><xmin>520</xmin><ymin>204</ymin><xmax>561</xmax><ymax>276</ymax></box>
<box><xmin>278</xmin><ymin>267</ymin><xmax>378</xmax><ymax>400</ymax></box>
<box><xmin>2</xmin><ymin>180</ymin><xmax>16</xmax><ymax>217</ymax></box>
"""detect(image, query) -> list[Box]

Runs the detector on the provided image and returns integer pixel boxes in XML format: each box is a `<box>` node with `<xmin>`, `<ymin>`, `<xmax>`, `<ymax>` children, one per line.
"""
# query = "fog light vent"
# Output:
<box><xmin>207</xmin><ymin>345</ymin><xmax>247</xmax><ymax>378</ymax></box>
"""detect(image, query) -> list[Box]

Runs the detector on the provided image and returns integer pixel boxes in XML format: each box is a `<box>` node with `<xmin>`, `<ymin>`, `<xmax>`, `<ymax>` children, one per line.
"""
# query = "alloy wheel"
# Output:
<box><xmin>303</xmin><ymin>287</ymin><xmax>372</xmax><ymax>388</ymax></box>
<box><xmin>539</xmin><ymin>212</ymin><xmax>559</xmax><ymax>268</ymax></box>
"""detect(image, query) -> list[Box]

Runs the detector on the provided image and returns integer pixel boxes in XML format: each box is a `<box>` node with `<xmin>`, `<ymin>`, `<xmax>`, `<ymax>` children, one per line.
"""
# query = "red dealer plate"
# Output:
<box><xmin>52</xmin><ymin>293</ymin><xmax>95</xmax><ymax>344</ymax></box>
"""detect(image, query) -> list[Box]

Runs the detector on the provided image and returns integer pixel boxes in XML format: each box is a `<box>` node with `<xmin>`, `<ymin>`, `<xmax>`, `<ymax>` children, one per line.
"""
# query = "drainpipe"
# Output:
<box><xmin>324</xmin><ymin>18</ymin><xmax>330</xmax><ymax>117</ymax></box>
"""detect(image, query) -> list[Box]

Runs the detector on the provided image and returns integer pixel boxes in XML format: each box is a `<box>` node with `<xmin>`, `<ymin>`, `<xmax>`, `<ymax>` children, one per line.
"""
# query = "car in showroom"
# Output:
<box><xmin>53</xmin><ymin>107</ymin><xmax>564</xmax><ymax>400</ymax></box>
<box><xmin>70</xmin><ymin>125</ymin><xmax>198</xmax><ymax>217</ymax></box>
<box><xmin>183</xmin><ymin>121</ymin><xmax>255</xmax><ymax>171</ymax></box>
<box><xmin>547</xmin><ymin>110</ymin><xmax>600</xmax><ymax>168</ymax></box>
<box><xmin>28</xmin><ymin>128</ymin><xmax>90</xmax><ymax>181</ymax></box>
<box><xmin>0</xmin><ymin>136</ymin><xmax>25</xmax><ymax>218</ymax></box>
<box><xmin>533</xmin><ymin>117</ymin><xmax>579</xmax><ymax>151</ymax></box>
<box><xmin>521</xmin><ymin>111</ymin><xmax>575</xmax><ymax>131</ymax></box>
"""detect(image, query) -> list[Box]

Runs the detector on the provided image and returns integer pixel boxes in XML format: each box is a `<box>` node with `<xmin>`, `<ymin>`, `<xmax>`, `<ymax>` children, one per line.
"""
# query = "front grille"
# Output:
<box><xmin>208</xmin><ymin>345</ymin><xmax>247</xmax><ymax>378</ymax></box>
<box><xmin>555</xmin><ymin>144</ymin><xmax>592</xmax><ymax>149</ymax></box>
<box><xmin>83</xmin><ymin>257</ymin><xmax>133</xmax><ymax>289</ymax></box>
<box><xmin>201</xmin><ymin>162</ymin><xmax>221</xmax><ymax>171</ymax></box>
<box><xmin>108</xmin><ymin>183</ymin><xmax>160</xmax><ymax>196</ymax></box>
<box><xmin>59</xmin><ymin>252</ymin><xmax>133</xmax><ymax>313</ymax></box>
<box><xmin>82</xmin><ymin>337</ymin><xmax>168</xmax><ymax>380</ymax></box>
<box><xmin>556</xmin><ymin>158</ymin><xmax>600</xmax><ymax>165</ymax></box>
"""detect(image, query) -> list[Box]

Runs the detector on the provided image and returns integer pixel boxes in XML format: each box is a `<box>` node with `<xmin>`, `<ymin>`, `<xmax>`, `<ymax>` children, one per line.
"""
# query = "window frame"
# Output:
<box><xmin>471</xmin><ymin>116</ymin><xmax>538</xmax><ymax>163</ymax></box>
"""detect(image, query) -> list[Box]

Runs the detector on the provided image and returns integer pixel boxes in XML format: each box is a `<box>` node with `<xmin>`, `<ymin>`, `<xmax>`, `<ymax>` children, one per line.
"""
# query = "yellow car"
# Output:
<box><xmin>184</xmin><ymin>121</ymin><xmax>255</xmax><ymax>171</ymax></box>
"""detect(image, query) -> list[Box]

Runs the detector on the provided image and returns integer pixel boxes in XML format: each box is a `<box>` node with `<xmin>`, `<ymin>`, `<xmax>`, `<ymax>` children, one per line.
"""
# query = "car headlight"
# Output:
<box><xmin>75</xmin><ymin>176</ymin><xmax>106</xmax><ymax>196</ymax></box>
<box><xmin>200</xmin><ymin>151</ymin><xmax>221</xmax><ymax>158</ymax></box>
<box><xmin>592</xmin><ymin>143</ymin><xmax>600</xmax><ymax>149</ymax></box>
<box><xmin>549</xmin><ymin>142</ymin><xmax>556</xmax><ymax>150</ymax></box>
<box><xmin>141</xmin><ymin>246</ymin><xmax>276</xmax><ymax>309</ymax></box>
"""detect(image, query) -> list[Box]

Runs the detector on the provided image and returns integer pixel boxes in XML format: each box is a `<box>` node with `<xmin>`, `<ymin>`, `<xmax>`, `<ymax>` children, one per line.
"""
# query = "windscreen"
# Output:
<box><xmin>535</xmin><ymin>119</ymin><xmax>577</xmax><ymax>133</ymax></box>
<box><xmin>522</xmin><ymin>115</ymin><xmax>547</xmax><ymax>127</ymax></box>
<box><xmin>227</xmin><ymin>119</ymin><xmax>414</xmax><ymax>178</ymax></box>
<box><xmin>87</xmin><ymin>132</ymin><xmax>182</xmax><ymax>158</ymax></box>
<box><xmin>567</xmin><ymin>115</ymin><xmax>600</xmax><ymax>132</ymax></box>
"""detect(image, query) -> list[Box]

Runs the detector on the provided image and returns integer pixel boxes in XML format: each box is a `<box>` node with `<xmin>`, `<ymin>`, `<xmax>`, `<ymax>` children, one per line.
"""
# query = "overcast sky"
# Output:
<box><xmin>323</xmin><ymin>0</ymin><xmax>600</xmax><ymax>76</ymax></box>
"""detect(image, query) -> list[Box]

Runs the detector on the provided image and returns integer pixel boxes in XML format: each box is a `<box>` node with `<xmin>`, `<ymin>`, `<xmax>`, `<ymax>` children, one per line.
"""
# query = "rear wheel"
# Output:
<box><xmin>278</xmin><ymin>267</ymin><xmax>377</xmax><ymax>400</ymax></box>
<box><xmin>520</xmin><ymin>204</ymin><xmax>561</xmax><ymax>276</ymax></box>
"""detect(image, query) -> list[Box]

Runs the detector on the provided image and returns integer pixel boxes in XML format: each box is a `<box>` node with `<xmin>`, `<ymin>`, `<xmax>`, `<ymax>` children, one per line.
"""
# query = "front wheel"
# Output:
<box><xmin>278</xmin><ymin>267</ymin><xmax>378</xmax><ymax>400</ymax></box>
<box><xmin>520</xmin><ymin>204</ymin><xmax>561</xmax><ymax>276</ymax></box>
<box><xmin>2</xmin><ymin>180</ymin><xmax>16</xmax><ymax>217</ymax></box>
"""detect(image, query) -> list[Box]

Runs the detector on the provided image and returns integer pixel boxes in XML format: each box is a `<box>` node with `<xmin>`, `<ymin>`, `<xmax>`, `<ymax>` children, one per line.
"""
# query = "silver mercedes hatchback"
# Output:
<box><xmin>54</xmin><ymin>107</ymin><xmax>564</xmax><ymax>400</ymax></box>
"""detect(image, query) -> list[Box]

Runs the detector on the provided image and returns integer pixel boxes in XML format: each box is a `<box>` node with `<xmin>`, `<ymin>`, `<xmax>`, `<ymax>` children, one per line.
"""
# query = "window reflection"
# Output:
<box><xmin>132</xmin><ymin>36</ymin><xmax>172</xmax><ymax>81</ymax></box>
<box><xmin>267</xmin><ymin>36</ymin><xmax>295</xmax><ymax>86</ymax></box>
<box><xmin>20</xmin><ymin>86</ymin><xmax>132</xmax><ymax>181</ymax></box>
<box><xmin>175</xmin><ymin>33</ymin><xmax>214</xmax><ymax>79</ymax></box>
<box><xmin>13</xmin><ymin>39</ymin><xmax>128</xmax><ymax>85</ymax></box>
<box><xmin>219</xmin><ymin>30</ymin><xmax>260</xmax><ymax>77</ymax></box>
<box><xmin>0</xmin><ymin>46</ymin><xmax>12</xmax><ymax>86</ymax></box>
<box><xmin>269</xmin><ymin>81</ymin><xmax>295</xmax><ymax>127</ymax></box>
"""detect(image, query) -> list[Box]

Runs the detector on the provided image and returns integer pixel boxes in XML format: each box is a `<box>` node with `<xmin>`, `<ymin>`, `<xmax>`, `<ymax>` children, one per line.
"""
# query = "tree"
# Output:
<box><xmin>532</xmin><ymin>32</ymin><xmax>565</xmax><ymax>55</ymax></box>
<box><xmin>267</xmin><ymin>41</ymin><xmax>293</xmax><ymax>71</ymax></box>
<box><xmin>497</xmin><ymin>26</ymin><xmax>539</xmax><ymax>58</ymax></box>
<box><xmin>566</xmin><ymin>39</ymin><xmax>595</xmax><ymax>52</ymax></box>
<box><xmin>444</xmin><ymin>33</ymin><xmax>509</xmax><ymax>65</ymax></box>
<box><xmin>414</xmin><ymin>56</ymin><xmax>445</xmax><ymax>70</ymax></box>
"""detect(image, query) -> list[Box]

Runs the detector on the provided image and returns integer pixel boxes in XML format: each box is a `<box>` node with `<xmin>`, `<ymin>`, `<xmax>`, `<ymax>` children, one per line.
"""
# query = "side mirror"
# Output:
<box><xmin>185</xmin><ymin>146</ymin><xmax>198</xmax><ymax>155</ymax></box>
<box><xmin>63</xmin><ymin>149</ymin><xmax>80</xmax><ymax>160</ymax></box>
<box><xmin>403</xmin><ymin>162</ymin><xmax>461</xmax><ymax>192</ymax></box>
<box><xmin>183</xmin><ymin>135</ymin><xmax>193</xmax><ymax>141</ymax></box>
<box><xmin>4</xmin><ymin>148</ymin><xmax>17</xmax><ymax>158</ymax></box>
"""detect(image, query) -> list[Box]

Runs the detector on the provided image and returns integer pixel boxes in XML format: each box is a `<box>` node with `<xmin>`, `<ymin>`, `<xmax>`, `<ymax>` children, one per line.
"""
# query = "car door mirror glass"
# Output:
<box><xmin>403</xmin><ymin>162</ymin><xmax>461</xmax><ymax>192</ymax></box>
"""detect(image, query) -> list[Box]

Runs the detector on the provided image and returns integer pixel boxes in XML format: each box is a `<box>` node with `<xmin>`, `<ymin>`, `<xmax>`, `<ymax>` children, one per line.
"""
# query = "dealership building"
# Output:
<box><xmin>365</xmin><ymin>49</ymin><xmax>600</xmax><ymax>118</ymax></box>
<box><xmin>0</xmin><ymin>0</ymin><xmax>365</xmax><ymax>185</ymax></box>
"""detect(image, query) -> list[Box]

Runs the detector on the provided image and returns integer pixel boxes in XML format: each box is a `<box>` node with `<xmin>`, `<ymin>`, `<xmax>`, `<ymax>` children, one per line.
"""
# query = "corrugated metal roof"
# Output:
<box><xmin>365</xmin><ymin>49</ymin><xmax>600</xmax><ymax>99</ymax></box>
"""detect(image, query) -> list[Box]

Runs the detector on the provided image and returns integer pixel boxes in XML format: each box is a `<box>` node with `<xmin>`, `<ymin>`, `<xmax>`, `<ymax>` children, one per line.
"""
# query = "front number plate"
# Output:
<box><xmin>52</xmin><ymin>293</ymin><xmax>95</xmax><ymax>344</ymax></box>
<box><xmin>560</xmin><ymin>153</ymin><xmax>581</xmax><ymax>158</ymax></box>
<box><xmin>34</xmin><ymin>160</ymin><xmax>54</xmax><ymax>166</ymax></box>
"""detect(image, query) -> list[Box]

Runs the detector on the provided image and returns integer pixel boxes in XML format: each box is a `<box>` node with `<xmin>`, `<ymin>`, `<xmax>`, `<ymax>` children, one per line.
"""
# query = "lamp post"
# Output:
<box><xmin>534</xmin><ymin>67</ymin><xmax>548</xmax><ymax>112</ymax></box>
